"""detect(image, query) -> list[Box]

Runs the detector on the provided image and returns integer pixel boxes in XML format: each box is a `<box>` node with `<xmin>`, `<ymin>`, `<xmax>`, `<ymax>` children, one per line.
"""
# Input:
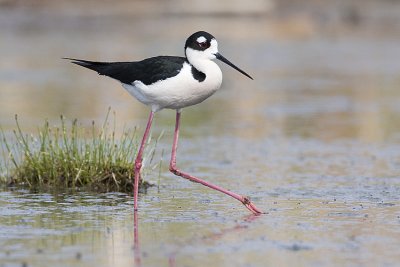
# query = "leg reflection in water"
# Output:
<box><xmin>133</xmin><ymin>209</ymin><xmax>141</xmax><ymax>266</ymax></box>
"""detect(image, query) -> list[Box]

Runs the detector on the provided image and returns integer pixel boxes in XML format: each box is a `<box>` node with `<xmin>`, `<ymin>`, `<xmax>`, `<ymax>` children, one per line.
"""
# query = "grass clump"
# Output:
<box><xmin>0</xmin><ymin>109</ymin><xmax>161</xmax><ymax>192</ymax></box>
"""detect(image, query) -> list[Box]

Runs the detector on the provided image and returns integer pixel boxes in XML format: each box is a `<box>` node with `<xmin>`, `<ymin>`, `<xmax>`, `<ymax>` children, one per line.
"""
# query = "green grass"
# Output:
<box><xmin>0</xmin><ymin>109</ymin><xmax>162</xmax><ymax>192</ymax></box>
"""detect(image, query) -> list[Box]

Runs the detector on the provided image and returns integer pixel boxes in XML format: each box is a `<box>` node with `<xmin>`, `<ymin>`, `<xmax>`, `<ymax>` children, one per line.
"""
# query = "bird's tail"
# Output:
<box><xmin>63</xmin><ymin>57</ymin><xmax>111</xmax><ymax>73</ymax></box>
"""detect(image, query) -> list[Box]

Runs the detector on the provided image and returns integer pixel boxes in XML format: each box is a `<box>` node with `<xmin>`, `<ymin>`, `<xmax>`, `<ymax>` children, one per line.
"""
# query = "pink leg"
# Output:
<box><xmin>169</xmin><ymin>111</ymin><xmax>263</xmax><ymax>215</ymax></box>
<box><xmin>134</xmin><ymin>110</ymin><xmax>155</xmax><ymax>211</ymax></box>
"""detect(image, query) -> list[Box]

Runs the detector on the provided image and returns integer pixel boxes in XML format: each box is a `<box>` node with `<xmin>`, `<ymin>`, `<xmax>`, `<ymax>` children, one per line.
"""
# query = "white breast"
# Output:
<box><xmin>122</xmin><ymin>61</ymin><xmax>222</xmax><ymax>112</ymax></box>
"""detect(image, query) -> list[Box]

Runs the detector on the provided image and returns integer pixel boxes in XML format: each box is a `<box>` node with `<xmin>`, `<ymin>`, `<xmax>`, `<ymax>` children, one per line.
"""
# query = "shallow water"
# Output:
<box><xmin>1</xmin><ymin>1</ymin><xmax>400</xmax><ymax>266</ymax></box>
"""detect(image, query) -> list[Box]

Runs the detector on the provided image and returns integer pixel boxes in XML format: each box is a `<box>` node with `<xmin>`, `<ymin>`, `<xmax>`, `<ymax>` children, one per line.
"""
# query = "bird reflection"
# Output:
<box><xmin>133</xmin><ymin>212</ymin><xmax>262</xmax><ymax>266</ymax></box>
<box><xmin>133</xmin><ymin>209</ymin><xmax>141</xmax><ymax>266</ymax></box>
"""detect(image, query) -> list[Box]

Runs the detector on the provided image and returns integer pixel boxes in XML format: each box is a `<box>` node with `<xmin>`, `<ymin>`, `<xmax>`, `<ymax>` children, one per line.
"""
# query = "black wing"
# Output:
<box><xmin>64</xmin><ymin>56</ymin><xmax>186</xmax><ymax>85</ymax></box>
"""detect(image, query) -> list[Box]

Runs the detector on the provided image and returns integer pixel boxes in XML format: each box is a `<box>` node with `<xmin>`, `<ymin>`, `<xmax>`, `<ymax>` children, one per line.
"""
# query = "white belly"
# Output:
<box><xmin>122</xmin><ymin>62</ymin><xmax>222</xmax><ymax>112</ymax></box>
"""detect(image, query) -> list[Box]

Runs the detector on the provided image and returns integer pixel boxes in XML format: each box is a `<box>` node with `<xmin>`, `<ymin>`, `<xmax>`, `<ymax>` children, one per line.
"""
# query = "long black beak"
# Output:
<box><xmin>215</xmin><ymin>53</ymin><xmax>253</xmax><ymax>80</ymax></box>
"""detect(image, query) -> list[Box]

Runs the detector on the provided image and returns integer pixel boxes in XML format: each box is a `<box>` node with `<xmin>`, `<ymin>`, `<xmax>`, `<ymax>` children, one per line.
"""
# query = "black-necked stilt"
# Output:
<box><xmin>65</xmin><ymin>31</ymin><xmax>262</xmax><ymax>215</ymax></box>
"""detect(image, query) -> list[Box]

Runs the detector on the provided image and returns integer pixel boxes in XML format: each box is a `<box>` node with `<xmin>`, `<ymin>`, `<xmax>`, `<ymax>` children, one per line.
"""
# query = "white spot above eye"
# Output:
<box><xmin>196</xmin><ymin>36</ymin><xmax>207</xmax><ymax>43</ymax></box>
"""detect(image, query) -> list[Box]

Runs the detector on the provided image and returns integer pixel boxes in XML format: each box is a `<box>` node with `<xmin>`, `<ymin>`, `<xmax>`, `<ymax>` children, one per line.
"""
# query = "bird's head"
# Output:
<box><xmin>184</xmin><ymin>31</ymin><xmax>253</xmax><ymax>80</ymax></box>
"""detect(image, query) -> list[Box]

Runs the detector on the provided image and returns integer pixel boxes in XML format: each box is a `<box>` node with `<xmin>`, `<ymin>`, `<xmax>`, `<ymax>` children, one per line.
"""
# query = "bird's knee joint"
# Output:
<box><xmin>135</xmin><ymin>160</ymin><xmax>142</xmax><ymax>170</ymax></box>
<box><xmin>169</xmin><ymin>164</ymin><xmax>179</xmax><ymax>175</ymax></box>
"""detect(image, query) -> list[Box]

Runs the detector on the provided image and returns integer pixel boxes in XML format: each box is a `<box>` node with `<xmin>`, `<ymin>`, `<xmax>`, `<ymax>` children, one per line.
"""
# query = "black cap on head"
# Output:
<box><xmin>185</xmin><ymin>31</ymin><xmax>215</xmax><ymax>52</ymax></box>
<box><xmin>185</xmin><ymin>31</ymin><xmax>253</xmax><ymax>80</ymax></box>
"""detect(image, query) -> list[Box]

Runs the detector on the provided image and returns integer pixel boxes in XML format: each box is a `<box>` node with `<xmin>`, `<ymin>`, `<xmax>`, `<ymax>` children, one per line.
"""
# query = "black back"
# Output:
<box><xmin>66</xmin><ymin>56</ymin><xmax>186</xmax><ymax>85</ymax></box>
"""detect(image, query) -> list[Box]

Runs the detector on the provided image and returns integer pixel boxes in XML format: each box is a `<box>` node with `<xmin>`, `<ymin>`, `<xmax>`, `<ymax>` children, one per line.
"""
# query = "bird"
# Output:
<box><xmin>65</xmin><ymin>31</ymin><xmax>262</xmax><ymax>215</ymax></box>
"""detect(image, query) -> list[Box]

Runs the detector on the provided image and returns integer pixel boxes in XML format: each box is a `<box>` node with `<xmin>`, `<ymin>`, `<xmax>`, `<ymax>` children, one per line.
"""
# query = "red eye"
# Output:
<box><xmin>198</xmin><ymin>41</ymin><xmax>209</xmax><ymax>49</ymax></box>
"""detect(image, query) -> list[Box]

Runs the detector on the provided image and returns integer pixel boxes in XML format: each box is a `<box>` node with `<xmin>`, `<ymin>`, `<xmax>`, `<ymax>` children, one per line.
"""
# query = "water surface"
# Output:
<box><xmin>1</xmin><ymin>1</ymin><xmax>400</xmax><ymax>266</ymax></box>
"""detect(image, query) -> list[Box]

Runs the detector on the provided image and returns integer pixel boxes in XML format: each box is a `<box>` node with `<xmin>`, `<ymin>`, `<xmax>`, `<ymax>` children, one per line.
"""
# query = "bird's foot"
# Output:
<box><xmin>242</xmin><ymin>196</ymin><xmax>263</xmax><ymax>215</ymax></box>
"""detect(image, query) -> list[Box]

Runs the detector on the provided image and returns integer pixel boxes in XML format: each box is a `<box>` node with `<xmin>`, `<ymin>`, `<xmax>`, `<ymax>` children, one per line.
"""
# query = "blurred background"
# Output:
<box><xmin>1</xmin><ymin>0</ymin><xmax>399</xmax><ymax>143</ymax></box>
<box><xmin>1</xmin><ymin>1</ymin><xmax>400</xmax><ymax>267</ymax></box>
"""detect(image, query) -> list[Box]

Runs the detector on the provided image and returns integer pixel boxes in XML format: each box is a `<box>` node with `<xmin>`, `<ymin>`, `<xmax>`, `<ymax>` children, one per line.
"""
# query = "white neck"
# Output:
<box><xmin>185</xmin><ymin>48</ymin><xmax>222</xmax><ymax>86</ymax></box>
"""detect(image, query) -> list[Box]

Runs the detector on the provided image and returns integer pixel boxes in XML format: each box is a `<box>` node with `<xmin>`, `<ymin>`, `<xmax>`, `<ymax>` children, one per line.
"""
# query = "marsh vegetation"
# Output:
<box><xmin>0</xmin><ymin>109</ymin><xmax>161</xmax><ymax>192</ymax></box>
